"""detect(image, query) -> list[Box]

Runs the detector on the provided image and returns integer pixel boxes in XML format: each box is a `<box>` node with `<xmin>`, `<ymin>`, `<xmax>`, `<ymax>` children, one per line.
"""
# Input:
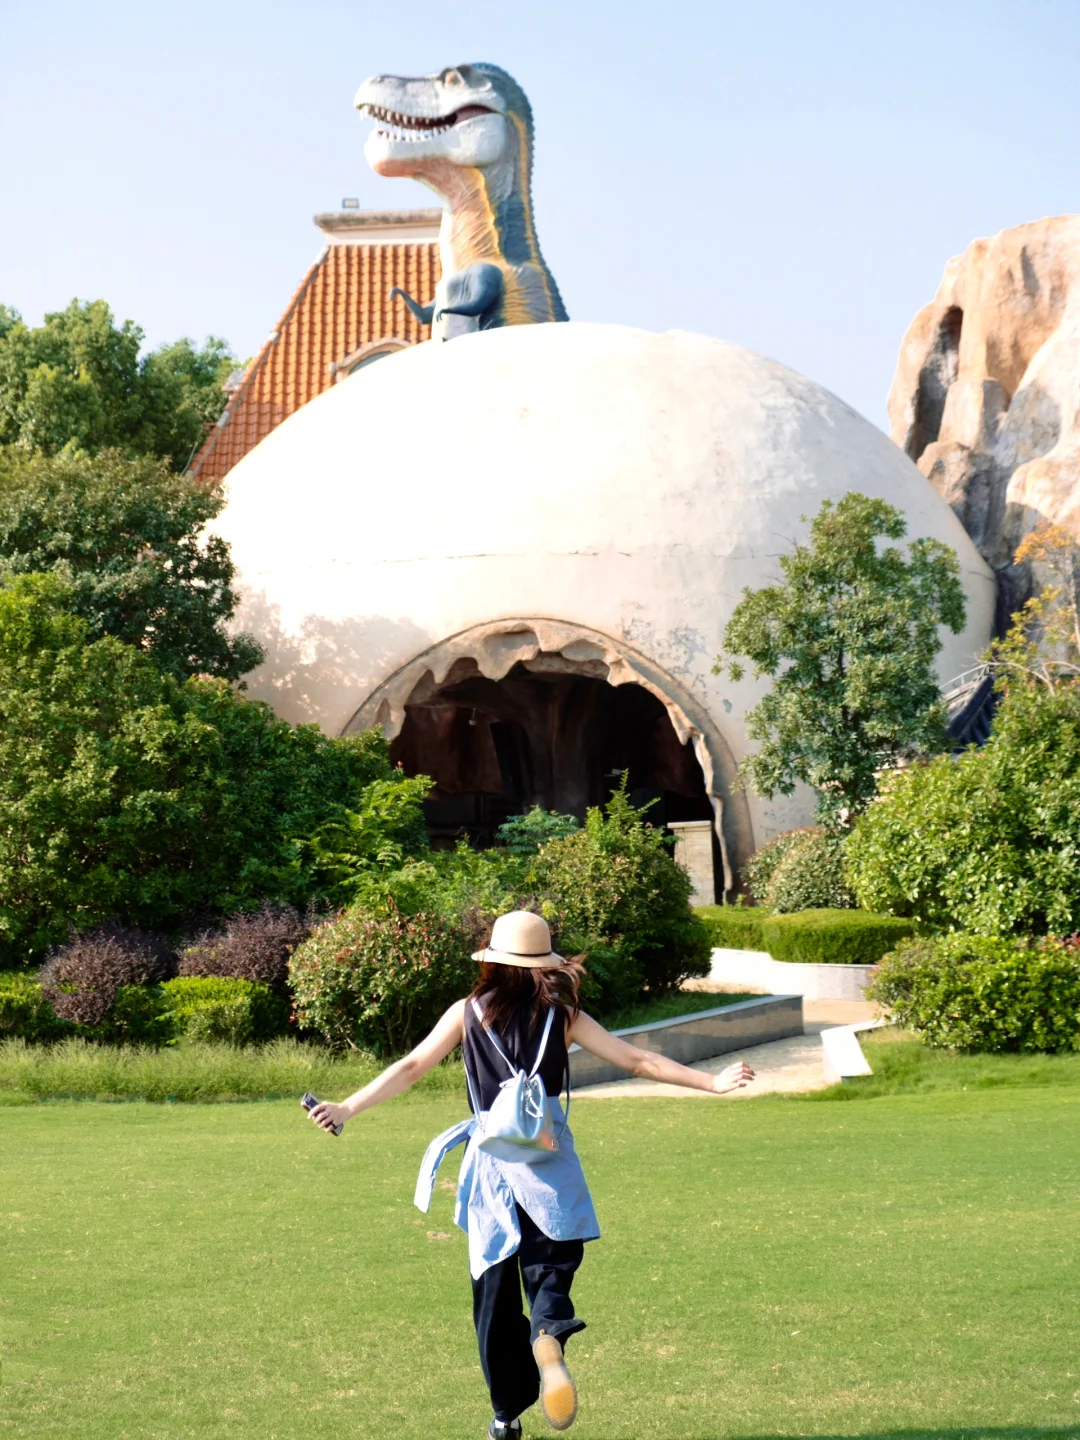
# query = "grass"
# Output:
<box><xmin>1</xmin><ymin>1086</ymin><xmax>1078</xmax><ymax>1439</ymax></box>
<box><xmin>0</xmin><ymin>1037</ymin><xmax>465</xmax><ymax>1105</ymax></box>
<box><xmin>0</xmin><ymin>995</ymin><xmax>765</xmax><ymax>1104</ymax></box>
<box><xmin>806</xmin><ymin>1028</ymin><xmax>1080</xmax><ymax>1101</ymax></box>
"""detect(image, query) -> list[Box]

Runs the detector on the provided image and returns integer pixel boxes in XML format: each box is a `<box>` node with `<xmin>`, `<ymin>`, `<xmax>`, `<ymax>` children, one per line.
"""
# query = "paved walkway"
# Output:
<box><xmin>572</xmin><ymin>997</ymin><xmax>880</xmax><ymax>1100</ymax></box>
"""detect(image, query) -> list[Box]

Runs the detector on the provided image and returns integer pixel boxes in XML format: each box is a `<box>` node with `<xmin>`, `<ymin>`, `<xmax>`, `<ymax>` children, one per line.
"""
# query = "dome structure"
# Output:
<box><xmin>212</xmin><ymin>321</ymin><xmax>995</xmax><ymax>888</ymax></box>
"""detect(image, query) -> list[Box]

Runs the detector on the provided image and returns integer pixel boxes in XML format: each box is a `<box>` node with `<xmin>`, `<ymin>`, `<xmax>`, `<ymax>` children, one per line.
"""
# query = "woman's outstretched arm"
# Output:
<box><xmin>305</xmin><ymin>999</ymin><xmax>467</xmax><ymax>1133</ymax></box>
<box><xmin>567</xmin><ymin>1010</ymin><xmax>754</xmax><ymax>1094</ymax></box>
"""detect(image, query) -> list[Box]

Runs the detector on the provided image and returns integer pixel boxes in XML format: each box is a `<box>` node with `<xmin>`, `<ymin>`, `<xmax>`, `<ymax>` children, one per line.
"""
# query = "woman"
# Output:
<box><xmin>306</xmin><ymin>910</ymin><xmax>754</xmax><ymax>1438</ymax></box>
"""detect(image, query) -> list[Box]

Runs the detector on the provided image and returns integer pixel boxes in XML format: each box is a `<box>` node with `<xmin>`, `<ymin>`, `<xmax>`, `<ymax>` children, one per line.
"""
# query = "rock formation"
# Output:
<box><xmin>888</xmin><ymin>215</ymin><xmax>1080</xmax><ymax>590</ymax></box>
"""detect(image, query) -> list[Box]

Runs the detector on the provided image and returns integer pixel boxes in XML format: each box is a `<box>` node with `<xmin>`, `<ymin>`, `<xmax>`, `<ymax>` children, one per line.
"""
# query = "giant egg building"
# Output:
<box><xmin>212</xmin><ymin>320</ymin><xmax>995</xmax><ymax>894</ymax></box>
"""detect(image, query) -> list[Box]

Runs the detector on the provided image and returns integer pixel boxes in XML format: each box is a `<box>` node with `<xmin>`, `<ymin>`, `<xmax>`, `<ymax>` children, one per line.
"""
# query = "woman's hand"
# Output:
<box><xmin>307</xmin><ymin>1100</ymin><xmax>349</xmax><ymax>1132</ymax></box>
<box><xmin>713</xmin><ymin>1060</ymin><xmax>755</xmax><ymax>1094</ymax></box>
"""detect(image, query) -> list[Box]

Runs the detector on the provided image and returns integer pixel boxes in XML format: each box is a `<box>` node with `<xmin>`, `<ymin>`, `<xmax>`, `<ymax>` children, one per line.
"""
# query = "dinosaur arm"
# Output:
<box><xmin>390</xmin><ymin>287</ymin><xmax>436</xmax><ymax>326</ymax></box>
<box><xmin>435</xmin><ymin>263</ymin><xmax>503</xmax><ymax>320</ymax></box>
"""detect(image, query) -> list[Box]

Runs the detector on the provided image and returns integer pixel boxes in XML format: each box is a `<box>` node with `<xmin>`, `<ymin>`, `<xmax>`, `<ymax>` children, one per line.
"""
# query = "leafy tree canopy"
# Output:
<box><xmin>715</xmin><ymin>491</ymin><xmax>966</xmax><ymax>826</ymax></box>
<box><xmin>0</xmin><ymin>299</ymin><xmax>235</xmax><ymax>470</ymax></box>
<box><xmin>0</xmin><ymin>575</ymin><xmax>392</xmax><ymax>962</ymax></box>
<box><xmin>0</xmin><ymin>447</ymin><xmax>262</xmax><ymax>682</ymax></box>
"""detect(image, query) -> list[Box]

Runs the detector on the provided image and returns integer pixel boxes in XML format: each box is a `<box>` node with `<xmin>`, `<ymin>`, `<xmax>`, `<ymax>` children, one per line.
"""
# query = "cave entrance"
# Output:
<box><xmin>389</xmin><ymin>656</ymin><xmax>715</xmax><ymax>857</ymax></box>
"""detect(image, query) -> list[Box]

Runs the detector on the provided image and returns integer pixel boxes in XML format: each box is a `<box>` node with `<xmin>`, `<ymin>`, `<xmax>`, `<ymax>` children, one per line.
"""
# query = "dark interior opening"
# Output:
<box><xmin>909</xmin><ymin>305</ymin><xmax>963</xmax><ymax>462</ymax></box>
<box><xmin>389</xmin><ymin>660</ymin><xmax>714</xmax><ymax>850</ymax></box>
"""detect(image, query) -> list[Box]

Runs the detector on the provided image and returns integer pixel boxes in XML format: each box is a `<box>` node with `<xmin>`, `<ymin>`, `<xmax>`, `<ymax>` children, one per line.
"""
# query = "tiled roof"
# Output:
<box><xmin>189</xmin><ymin>219</ymin><xmax>442</xmax><ymax>483</ymax></box>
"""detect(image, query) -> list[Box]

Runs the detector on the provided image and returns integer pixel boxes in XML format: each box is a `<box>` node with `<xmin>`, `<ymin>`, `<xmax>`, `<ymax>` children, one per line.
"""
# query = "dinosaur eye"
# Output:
<box><xmin>444</xmin><ymin>69</ymin><xmax>463</xmax><ymax>85</ymax></box>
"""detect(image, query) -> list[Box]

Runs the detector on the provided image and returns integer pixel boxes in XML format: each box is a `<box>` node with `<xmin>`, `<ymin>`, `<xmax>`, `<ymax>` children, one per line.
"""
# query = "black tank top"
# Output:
<box><xmin>462</xmin><ymin>996</ymin><xmax>569</xmax><ymax>1113</ymax></box>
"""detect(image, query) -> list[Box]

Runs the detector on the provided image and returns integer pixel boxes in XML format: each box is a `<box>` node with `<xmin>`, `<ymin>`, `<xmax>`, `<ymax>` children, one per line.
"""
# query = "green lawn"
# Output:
<box><xmin>2</xmin><ymin>1088</ymin><xmax>1079</xmax><ymax>1440</ymax></box>
<box><xmin>815</xmin><ymin>1031</ymin><xmax>1080</xmax><ymax>1101</ymax></box>
<box><xmin>0</xmin><ymin>995</ymin><xmax>762</xmax><ymax>1106</ymax></box>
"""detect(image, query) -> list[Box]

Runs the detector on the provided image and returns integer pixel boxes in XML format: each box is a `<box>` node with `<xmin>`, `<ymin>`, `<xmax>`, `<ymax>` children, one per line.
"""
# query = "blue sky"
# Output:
<box><xmin>2</xmin><ymin>0</ymin><xmax>1077</xmax><ymax>428</ymax></box>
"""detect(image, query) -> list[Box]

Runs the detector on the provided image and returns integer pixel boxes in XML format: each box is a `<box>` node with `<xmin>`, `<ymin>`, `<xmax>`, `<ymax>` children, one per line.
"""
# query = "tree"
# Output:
<box><xmin>0</xmin><ymin>299</ymin><xmax>235</xmax><ymax>469</ymax></box>
<box><xmin>0</xmin><ymin>576</ymin><xmax>393</xmax><ymax>962</ymax></box>
<box><xmin>988</xmin><ymin>522</ymin><xmax>1080</xmax><ymax>692</ymax></box>
<box><xmin>139</xmin><ymin>336</ymin><xmax>238</xmax><ymax>472</ymax></box>
<box><xmin>0</xmin><ymin>447</ymin><xmax>262</xmax><ymax>681</ymax></box>
<box><xmin>715</xmin><ymin>492</ymin><xmax>966</xmax><ymax>826</ymax></box>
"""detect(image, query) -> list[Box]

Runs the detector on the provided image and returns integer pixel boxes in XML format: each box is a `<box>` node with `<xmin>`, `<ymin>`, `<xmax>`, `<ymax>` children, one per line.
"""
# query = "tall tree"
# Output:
<box><xmin>0</xmin><ymin>299</ymin><xmax>235</xmax><ymax>470</ymax></box>
<box><xmin>0</xmin><ymin>447</ymin><xmax>263</xmax><ymax>682</ymax></box>
<box><xmin>715</xmin><ymin>491</ymin><xmax>966</xmax><ymax>826</ymax></box>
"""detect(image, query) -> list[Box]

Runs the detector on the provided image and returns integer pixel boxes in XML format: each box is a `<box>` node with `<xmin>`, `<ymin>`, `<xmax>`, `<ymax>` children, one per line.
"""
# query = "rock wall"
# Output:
<box><xmin>888</xmin><ymin>216</ymin><xmax>1080</xmax><ymax>590</ymax></box>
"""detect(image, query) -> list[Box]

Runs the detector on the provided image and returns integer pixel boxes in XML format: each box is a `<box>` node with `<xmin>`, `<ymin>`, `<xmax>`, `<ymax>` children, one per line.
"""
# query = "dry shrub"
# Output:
<box><xmin>178</xmin><ymin>904</ymin><xmax>309</xmax><ymax>993</ymax></box>
<box><xmin>38</xmin><ymin>924</ymin><xmax>174</xmax><ymax>1027</ymax></box>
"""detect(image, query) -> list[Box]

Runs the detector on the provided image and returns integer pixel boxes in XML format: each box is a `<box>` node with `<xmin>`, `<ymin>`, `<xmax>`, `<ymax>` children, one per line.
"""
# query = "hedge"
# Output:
<box><xmin>0</xmin><ymin>972</ymin><xmax>67</xmax><ymax>1043</ymax></box>
<box><xmin>160</xmin><ymin>977</ymin><xmax>288</xmax><ymax>1046</ymax></box>
<box><xmin>760</xmin><ymin>909</ymin><xmax>917</xmax><ymax>965</ymax></box>
<box><xmin>0</xmin><ymin>971</ymin><xmax>288</xmax><ymax>1048</ymax></box>
<box><xmin>869</xmin><ymin>934</ymin><xmax>1080</xmax><ymax>1052</ymax></box>
<box><xmin>695</xmin><ymin>906</ymin><xmax>766</xmax><ymax>951</ymax></box>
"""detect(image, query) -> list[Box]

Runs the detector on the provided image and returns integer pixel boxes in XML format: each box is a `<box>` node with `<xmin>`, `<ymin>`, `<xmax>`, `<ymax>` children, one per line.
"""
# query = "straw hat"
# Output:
<box><xmin>472</xmin><ymin>911</ymin><xmax>565</xmax><ymax>969</ymax></box>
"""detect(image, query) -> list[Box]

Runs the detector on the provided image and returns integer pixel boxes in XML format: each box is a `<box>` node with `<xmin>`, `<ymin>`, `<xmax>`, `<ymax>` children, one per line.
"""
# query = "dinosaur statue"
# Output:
<box><xmin>354</xmin><ymin>63</ymin><xmax>568</xmax><ymax>341</ymax></box>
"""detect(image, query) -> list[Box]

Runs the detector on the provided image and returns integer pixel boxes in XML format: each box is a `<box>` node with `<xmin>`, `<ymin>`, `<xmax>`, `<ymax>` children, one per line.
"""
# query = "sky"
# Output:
<box><xmin>2</xmin><ymin>0</ymin><xmax>1078</xmax><ymax>430</ymax></box>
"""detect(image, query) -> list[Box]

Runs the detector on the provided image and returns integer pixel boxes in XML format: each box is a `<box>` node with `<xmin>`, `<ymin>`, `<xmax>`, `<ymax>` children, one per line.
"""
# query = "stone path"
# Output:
<box><xmin>572</xmin><ymin>998</ymin><xmax>880</xmax><ymax>1100</ymax></box>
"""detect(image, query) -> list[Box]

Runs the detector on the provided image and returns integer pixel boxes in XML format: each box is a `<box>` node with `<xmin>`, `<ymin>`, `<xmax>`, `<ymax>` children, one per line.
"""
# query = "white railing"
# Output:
<box><xmin>941</xmin><ymin>663</ymin><xmax>990</xmax><ymax>700</ymax></box>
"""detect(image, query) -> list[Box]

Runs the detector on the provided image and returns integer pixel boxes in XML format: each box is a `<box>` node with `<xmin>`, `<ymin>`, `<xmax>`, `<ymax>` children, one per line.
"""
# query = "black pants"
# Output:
<box><xmin>471</xmin><ymin>1204</ymin><xmax>585</xmax><ymax>1422</ymax></box>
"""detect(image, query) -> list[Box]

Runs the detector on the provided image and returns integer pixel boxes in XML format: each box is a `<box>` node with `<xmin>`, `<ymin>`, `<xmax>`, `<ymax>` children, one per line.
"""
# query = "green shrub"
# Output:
<box><xmin>161</xmin><ymin>976</ymin><xmax>287</xmax><ymax>1045</ymax></box>
<box><xmin>844</xmin><ymin>684</ymin><xmax>1080</xmax><ymax>937</ymax></box>
<box><xmin>0</xmin><ymin>574</ymin><xmax>394</xmax><ymax>960</ymax></box>
<box><xmin>288</xmin><ymin>907</ymin><xmax>474</xmax><ymax>1055</ymax></box>
<box><xmin>99</xmin><ymin>984</ymin><xmax>176</xmax><ymax>1046</ymax></box>
<box><xmin>762</xmin><ymin>829</ymin><xmax>854</xmax><ymax>913</ymax></box>
<box><xmin>562</xmin><ymin>937</ymin><xmax>645</xmax><ymax>1017</ymax></box>
<box><xmin>529</xmin><ymin>781</ymin><xmax>711</xmax><ymax>1005</ymax></box>
<box><xmin>695</xmin><ymin>905</ymin><xmax>766</xmax><ymax>951</ymax></box>
<box><xmin>0</xmin><ymin>971</ymin><xmax>66</xmax><ymax>1042</ymax></box>
<box><xmin>334</xmin><ymin>837</ymin><xmax>530</xmax><ymax>926</ymax></box>
<box><xmin>742</xmin><ymin>831</ymin><xmax>806</xmax><ymax>905</ymax></box>
<box><xmin>869</xmin><ymin>934</ymin><xmax>1080</xmax><ymax>1052</ymax></box>
<box><xmin>299</xmin><ymin>774</ymin><xmax>434</xmax><ymax>904</ymax></box>
<box><xmin>761</xmin><ymin>908</ymin><xmax>917</xmax><ymax>965</ymax></box>
<box><xmin>495</xmin><ymin>808</ymin><xmax>580</xmax><ymax>856</ymax></box>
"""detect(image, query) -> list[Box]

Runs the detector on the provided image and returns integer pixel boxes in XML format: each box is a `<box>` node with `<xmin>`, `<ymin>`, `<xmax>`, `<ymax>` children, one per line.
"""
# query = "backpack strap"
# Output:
<box><xmin>529</xmin><ymin>1006</ymin><xmax>555</xmax><ymax>1078</ymax></box>
<box><xmin>470</xmin><ymin>998</ymin><xmax>555</xmax><ymax>1080</ymax></box>
<box><xmin>470</xmin><ymin>997</ymin><xmax>516</xmax><ymax>1077</ymax></box>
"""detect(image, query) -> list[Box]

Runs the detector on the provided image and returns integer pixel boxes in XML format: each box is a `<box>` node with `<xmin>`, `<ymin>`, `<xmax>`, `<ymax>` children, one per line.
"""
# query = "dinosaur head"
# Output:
<box><xmin>354</xmin><ymin>63</ymin><xmax>530</xmax><ymax>183</ymax></box>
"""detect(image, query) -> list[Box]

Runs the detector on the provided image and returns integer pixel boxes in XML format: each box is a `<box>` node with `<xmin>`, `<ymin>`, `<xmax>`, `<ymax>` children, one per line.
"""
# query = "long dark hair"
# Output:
<box><xmin>469</xmin><ymin>955</ymin><xmax>584</xmax><ymax>1037</ymax></box>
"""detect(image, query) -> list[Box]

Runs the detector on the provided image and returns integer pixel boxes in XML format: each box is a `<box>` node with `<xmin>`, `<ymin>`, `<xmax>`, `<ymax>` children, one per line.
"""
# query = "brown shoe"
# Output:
<box><xmin>532</xmin><ymin>1331</ymin><xmax>577</xmax><ymax>1431</ymax></box>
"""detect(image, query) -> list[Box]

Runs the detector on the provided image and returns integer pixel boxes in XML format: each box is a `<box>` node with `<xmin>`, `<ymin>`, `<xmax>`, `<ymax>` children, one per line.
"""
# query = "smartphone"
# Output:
<box><xmin>301</xmin><ymin>1091</ymin><xmax>344</xmax><ymax>1136</ymax></box>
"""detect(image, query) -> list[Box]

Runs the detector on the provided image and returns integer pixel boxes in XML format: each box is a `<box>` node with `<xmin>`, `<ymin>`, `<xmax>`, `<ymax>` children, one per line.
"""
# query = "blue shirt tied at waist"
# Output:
<box><xmin>414</xmin><ymin>1098</ymin><xmax>601</xmax><ymax>1279</ymax></box>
